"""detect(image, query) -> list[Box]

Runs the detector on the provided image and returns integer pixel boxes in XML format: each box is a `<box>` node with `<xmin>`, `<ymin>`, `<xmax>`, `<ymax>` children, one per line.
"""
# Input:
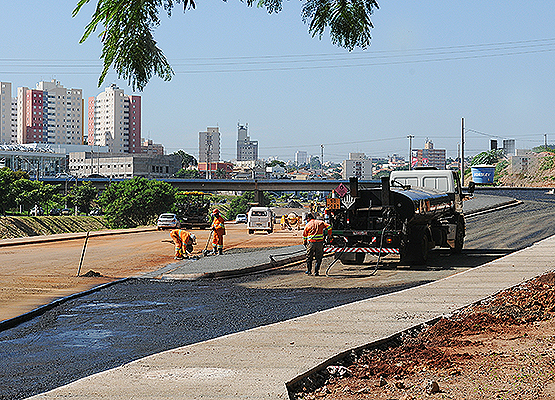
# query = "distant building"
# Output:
<box><xmin>0</xmin><ymin>82</ymin><xmax>16</xmax><ymax>144</ymax></box>
<box><xmin>68</xmin><ymin>151</ymin><xmax>181</xmax><ymax>179</ymax></box>
<box><xmin>412</xmin><ymin>139</ymin><xmax>446</xmax><ymax>169</ymax></box>
<box><xmin>236</xmin><ymin>123</ymin><xmax>258</xmax><ymax>161</ymax></box>
<box><xmin>342</xmin><ymin>153</ymin><xmax>373</xmax><ymax>180</ymax></box>
<box><xmin>142</xmin><ymin>139</ymin><xmax>164</xmax><ymax>155</ymax></box>
<box><xmin>17</xmin><ymin>80</ymin><xmax>83</xmax><ymax>146</ymax></box>
<box><xmin>0</xmin><ymin>143</ymin><xmax>66</xmax><ymax>178</ymax></box>
<box><xmin>87</xmin><ymin>84</ymin><xmax>141</xmax><ymax>153</ymax></box>
<box><xmin>198</xmin><ymin>162</ymin><xmax>234</xmax><ymax>179</ymax></box>
<box><xmin>198</xmin><ymin>127</ymin><xmax>220</xmax><ymax>166</ymax></box>
<box><xmin>503</xmin><ymin>139</ymin><xmax>516</xmax><ymax>156</ymax></box>
<box><xmin>295</xmin><ymin>150</ymin><xmax>308</xmax><ymax>166</ymax></box>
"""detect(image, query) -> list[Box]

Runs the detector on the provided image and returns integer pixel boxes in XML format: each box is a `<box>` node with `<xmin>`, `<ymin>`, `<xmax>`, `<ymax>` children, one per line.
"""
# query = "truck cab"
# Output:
<box><xmin>390</xmin><ymin>168</ymin><xmax>472</xmax><ymax>213</ymax></box>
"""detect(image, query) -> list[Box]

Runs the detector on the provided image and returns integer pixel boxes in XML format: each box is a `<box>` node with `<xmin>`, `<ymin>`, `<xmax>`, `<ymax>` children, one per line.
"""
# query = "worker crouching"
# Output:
<box><xmin>211</xmin><ymin>208</ymin><xmax>226</xmax><ymax>255</ymax></box>
<box><xmin>302</xmin><ymin>213</ymin><xmax>331</xmax><ymax>276</ymax></box>
<box><xmin>170</xmin><ymin>229</ymin><xmax>197</xmax><ymax>259</ymax></box>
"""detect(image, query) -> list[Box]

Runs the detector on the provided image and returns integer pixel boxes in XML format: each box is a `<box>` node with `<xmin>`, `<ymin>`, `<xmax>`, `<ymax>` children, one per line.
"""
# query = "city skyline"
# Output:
<box><xmin>1</xmin><ymin>1</ymin><xmax>554</xmax><ymax>162</ymax></box>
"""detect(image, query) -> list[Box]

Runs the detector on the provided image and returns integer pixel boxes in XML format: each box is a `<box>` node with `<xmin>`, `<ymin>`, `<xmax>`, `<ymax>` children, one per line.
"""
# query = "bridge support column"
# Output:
<box><xmin>254</xmin><ymin>189</ymin><xmax>264</xmax><ymax>206</ymax></box>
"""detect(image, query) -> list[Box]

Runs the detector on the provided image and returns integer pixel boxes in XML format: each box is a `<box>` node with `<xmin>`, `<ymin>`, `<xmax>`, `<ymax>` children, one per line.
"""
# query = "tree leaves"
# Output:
<box><xmin>74</xmin><ymin>0</ymin><xmax>379</xmax><ymax>91</ymax></box>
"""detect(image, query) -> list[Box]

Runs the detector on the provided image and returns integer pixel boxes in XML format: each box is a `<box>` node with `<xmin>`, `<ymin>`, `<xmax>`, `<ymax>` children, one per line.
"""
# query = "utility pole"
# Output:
<box><xmin>320</xmin><ymin>144</ymin><xmax>324</xmax><ymax>177</ymax></box>
<box><xmin>407</xmin><ymin>135</ymin><xmax>414</xmax><ymax>170</ymax></box>
<box><xmin>461</xmin><ymin>118</ymin><xmax>465</xmax><ymax>186</ymax></box>
<box><xmin>545</xmin><ymin>133</ymin><xmax>548</xmax><ymax>148</ymax></box>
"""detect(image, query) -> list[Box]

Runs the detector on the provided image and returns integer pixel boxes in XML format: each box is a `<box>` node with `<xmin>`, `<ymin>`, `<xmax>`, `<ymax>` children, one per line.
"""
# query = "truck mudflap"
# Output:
<box><xmin>324</xmin><ymin>246</ymin><xmax>400</xmax><ymax>254</ymax></box>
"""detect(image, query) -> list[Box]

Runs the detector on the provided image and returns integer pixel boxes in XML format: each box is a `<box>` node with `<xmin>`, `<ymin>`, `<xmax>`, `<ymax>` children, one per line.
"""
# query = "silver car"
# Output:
<box><xmin>157</xmin><ymin>213</ymin><xmax>181</xmax><ymax>230</ymax></box>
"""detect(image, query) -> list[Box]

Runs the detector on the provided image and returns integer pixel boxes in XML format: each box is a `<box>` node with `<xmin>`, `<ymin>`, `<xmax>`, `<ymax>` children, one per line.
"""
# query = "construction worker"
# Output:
<box><xmin>211</xmin><ymin>208</ymin><xmax>226</xmax><ymax>255</ymax></box>
<box><xmin>170</xmin><ymin>229</ymin><xmax>197</xmax><ymax>260</ymax></box>
<box><xmin>302</xmin><ymin>212</ymin><xmax>331</xmax><ymax>276</ymax></box>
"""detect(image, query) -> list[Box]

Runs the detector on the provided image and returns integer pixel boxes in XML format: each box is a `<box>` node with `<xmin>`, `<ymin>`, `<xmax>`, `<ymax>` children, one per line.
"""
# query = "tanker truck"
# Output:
<box><xmin>325</xmin><ymin>168</ymin><xmax>474</xmax><ymax>265</ymax></box>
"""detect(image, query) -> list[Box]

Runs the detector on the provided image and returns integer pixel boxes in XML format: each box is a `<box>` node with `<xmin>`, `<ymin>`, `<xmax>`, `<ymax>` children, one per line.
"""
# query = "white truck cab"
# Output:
<box><xmin>390</xmin><ymin>167</ymin><xmax>474</xmax><ymax>213</ymax></box>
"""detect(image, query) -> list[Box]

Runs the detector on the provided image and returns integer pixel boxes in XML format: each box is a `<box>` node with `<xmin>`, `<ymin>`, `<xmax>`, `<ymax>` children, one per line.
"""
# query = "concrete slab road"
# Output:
<box><xmin>27</xmin><ymin>235</ymin><xmax>555</xmax><ymax>399</ymax></box>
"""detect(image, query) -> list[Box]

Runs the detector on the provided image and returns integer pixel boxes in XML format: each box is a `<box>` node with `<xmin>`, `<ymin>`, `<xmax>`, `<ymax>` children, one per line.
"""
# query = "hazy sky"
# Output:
<box><xmin>1</xmin><ymin>1</ymin><xmax>554</xmax><ymax>162</ymax></box>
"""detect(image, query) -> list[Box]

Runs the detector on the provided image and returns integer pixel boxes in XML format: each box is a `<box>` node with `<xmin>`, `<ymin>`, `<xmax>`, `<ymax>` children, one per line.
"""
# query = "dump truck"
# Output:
<box><xmin>325</xmin><ymin>168</ymin><xmax>474</xmax><ymax>264</ymax></box>
<box><xmin>174</xmin><ymin>191</ymin><xmax>212</xmax><ymax>229</ymax></box>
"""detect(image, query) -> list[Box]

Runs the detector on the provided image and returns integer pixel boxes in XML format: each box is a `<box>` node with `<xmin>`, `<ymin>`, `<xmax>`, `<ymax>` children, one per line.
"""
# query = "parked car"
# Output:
<box><xmin>49</xmin><ymin>208</ymin><xmax>61</xmax><ymax>216</ymax></box>
<box><xmin>60</xmin><ymin>208</ymin><xmax>72</xmax><ymax>216</ymax></box>
<box><xmin>157</xmin><ymin>213</ymin><xmax>181</xmax><ymax>230</ymax></box>
<box><xmin>89</xmin><ymin>209</ymin><xmax>103</xmax><ymax>216</ymax></box>
<box><xmin>235</xmin><ymin>213</ymin><xmax>247</xmax><ymax>224</ymax></box>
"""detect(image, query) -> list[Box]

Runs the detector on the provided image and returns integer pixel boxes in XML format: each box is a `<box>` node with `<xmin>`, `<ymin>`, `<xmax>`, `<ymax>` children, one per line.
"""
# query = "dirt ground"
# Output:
<box><xmin>0</xmin><ymin>224</ymin><xmax>304</xmax><ymax>322</ymax></box>
<box><xmin>294</xmin><ymin>272</ymin><xmax>555</xmax><ymax>400</ymax></box>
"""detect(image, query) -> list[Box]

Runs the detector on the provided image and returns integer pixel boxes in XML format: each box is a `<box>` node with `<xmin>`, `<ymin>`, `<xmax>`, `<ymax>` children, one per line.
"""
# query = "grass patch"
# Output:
<box><xmin>0</xmin><ymin>216</ymin><xmax>110</xmax><ymax>239</ymax></box>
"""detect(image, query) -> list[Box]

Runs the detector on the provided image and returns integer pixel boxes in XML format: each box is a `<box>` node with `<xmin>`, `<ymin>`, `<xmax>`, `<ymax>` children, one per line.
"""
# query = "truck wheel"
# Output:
<box><xmin>451</xmin><ymin>220</ymin><xmax>464</xmax><ymax>254</ymax></box>
<box><xmin>340</xmin><ymin>252</ymin><xmax>365</xmax><ymax>265</ymax></box>
<box><xmin>410</xmin><ymin>229</ymin><xmax>429</xmax><ymax>265</ymax></box>
<box><xmin>248</xmin><ymin>229</ymin><xmax>254</xmax><ymax>234</ymax></box>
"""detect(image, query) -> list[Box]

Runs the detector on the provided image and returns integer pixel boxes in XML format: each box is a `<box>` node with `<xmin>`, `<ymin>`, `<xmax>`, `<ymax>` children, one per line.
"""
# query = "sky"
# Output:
<box><xmin>1</xmin><ymin>1</ymin><xmax>555</xmax><ymax>163</ymax></box>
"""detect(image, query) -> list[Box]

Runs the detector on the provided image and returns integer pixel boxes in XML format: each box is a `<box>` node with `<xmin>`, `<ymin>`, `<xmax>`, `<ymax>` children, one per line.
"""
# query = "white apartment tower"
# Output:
<box><xmin>236</xmin><ymin>123</ymin><xmax>258</xmax><ymax>161</ymax></box>
<box><xmin>88</xmin><ymin>84</ymin><xmax>141</xmax><ymax>153</ymax></box>
<box><xmin>342</xmin><ymin>152</ymin><xmax>373</xmax><ymax>180</ymax></box>
<box><xmin>0</xmin><ymin>82</ymin><xmax>16</xmax><ymax>144</ymax></box>
<box><xmin>16</xmin><ymin>80</ymin><xmax>83</xmax><ymax>145</ymax></box>
<box><xmin>198</xmin><ymin>127</ymin><xmax>220</xmax><ymax>163</ymax></box>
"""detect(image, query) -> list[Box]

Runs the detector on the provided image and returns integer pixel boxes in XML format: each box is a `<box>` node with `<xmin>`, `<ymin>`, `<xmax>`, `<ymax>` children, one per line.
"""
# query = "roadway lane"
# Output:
<box><xmin>2</xmin><ymin>190</ymin><xmax>555</xmax><ymax>399</ymax></box>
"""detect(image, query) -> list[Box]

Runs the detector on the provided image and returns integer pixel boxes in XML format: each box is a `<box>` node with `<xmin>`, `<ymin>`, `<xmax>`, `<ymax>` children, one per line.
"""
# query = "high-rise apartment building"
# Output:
<box><xmin>1</xmin><ymin>82</ymin><xmax>16</xmax><ymax>144</ymax></box>
<box><xmin>88</xmin><ymin>84</ymin><xmax>141</xmax><ymax>153</ymax></box>
<box><xmin>17</xmin><ymin>80</ymin><xmax>83</xmax><ymax>145</ymax></box>
<box><xmin>236</xmin><ymin>123</ymin><xmax>258</xmax><ymax>161</ymax></box>
<box><xmin>342</xmin><ymin>153</ymin><xmax>373</xmax><ymax>180</ymax></box>
<box><xmin>198</xmin><ymin>127</ymin><xmax>220</xmax><ymax>163</ymax></box>
<box><xmin>412</xmin><ymin>139</ymin><xmax>446</xmax><ymax>169</ymax></box>
<box><xmin>295</xmin><ymin>150</ymin><xmax>308</xmax><ymax>165</ymax></box>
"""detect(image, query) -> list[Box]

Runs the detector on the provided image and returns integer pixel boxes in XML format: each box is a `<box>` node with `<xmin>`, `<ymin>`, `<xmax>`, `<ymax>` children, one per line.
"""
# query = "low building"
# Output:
<box><xmin>0</xmin><ymin>143</ymin><xmax>66</xmax><ymax>178</ymax></box>
<box><xmin>68</xmin><ymin>151</ymin><xmax>181</xmax><ymax>179</ymax></box>
<box><xmin>198</xmin><ymin>162</ymin><xmax>234</xmax><ymax>179</ymax></box>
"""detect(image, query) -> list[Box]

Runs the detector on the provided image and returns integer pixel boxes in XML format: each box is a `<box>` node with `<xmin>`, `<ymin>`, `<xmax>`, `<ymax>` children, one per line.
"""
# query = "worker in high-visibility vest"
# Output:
<box><xmin>211</xmin><ymin>208</ymin><xmax>226</xmax><ymax>255</ymax></box>
<box><xmin>170</xmin><ymin>229</ymin><xmax>196</xmax><ymax>259</ymax></box>
<box><xmin>302</xmin><ymin>213</ymin><xmax>331</xmax><ymax>276</ymax></box>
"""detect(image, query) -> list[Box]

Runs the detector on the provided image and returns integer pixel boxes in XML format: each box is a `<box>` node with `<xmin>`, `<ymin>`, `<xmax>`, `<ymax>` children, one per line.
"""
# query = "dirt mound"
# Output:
<box><xmin>293</xmin><ymin>272</ymin><xmax>555</xmax><ymax>399</ymax></box>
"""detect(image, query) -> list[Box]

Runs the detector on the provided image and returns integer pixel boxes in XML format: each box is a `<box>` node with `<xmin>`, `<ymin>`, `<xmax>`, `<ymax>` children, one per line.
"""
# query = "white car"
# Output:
<box><xmin>157</xmin><ymin>213</ymin><xmax>181</xmax><ymax>230</ymax></box>
<box><xmin>235</xmin><ymin>214</ymin><xmax>247</xmax><ymax>223</ymax></box>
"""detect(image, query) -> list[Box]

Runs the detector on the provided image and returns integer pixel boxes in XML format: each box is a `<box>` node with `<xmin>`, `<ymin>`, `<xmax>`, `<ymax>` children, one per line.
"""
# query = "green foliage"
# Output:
<box><xmin>494</xmin><ymin>160</ymin><xmax>509</xmax><ymax>184</ymax></box>
<box><xmin>74</xmin><ymin>0</ymin><xmax>378</xmax><ymax>90</ymax></box>
<box><xmin>532</xmin><ymin>145</ymin><xmax>555</xmax><ymax>154</ymax></box>
<box><xmin>66</xmin><ymin>182</ymin><xmax>99</xmax><ymax>214</ymax></box>
<box><xmin>98</xmin><ymin>177</ymin><xmax>176</xmax><ymax>228</ymax></box>
<box><xmin>540</xmin><ymin>155</ymin><xmax>555</xmax><ymax>171</ymax></box>
<box><xmin>471</xmin><ymin>149</ymin><xmax>504</xmax><ymax>166</ymax></box>
<box><xmin>173</xmin><ymin>150</ymin><xmax>198</xmax><ymax>168</ymax></box>
<box><xmin>225</xmin><ymin>191</ymin><xmax>269</xmax><ymax>220</ymax></box>
<box><xmin>175</xmin><ymin>168</ymin><xmax>202</xmax><ymax>178</ymax></box>
<box><xmin>0</xmin><ymin>169</ymin><xmax>59</xmax><ymax>215</ymax></box>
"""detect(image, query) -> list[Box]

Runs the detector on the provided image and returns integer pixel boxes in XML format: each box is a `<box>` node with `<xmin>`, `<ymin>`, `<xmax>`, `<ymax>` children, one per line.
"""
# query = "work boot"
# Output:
<box><xmin>218</xmin><ymin>248</ymin><xmax>223</xmax><ymax>255</ymax></box>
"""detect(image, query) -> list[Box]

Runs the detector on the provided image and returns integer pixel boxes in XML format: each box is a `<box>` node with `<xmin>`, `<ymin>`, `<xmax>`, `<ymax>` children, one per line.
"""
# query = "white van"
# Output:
<box><xmin>247</xmin><ymin>207</ymin><xmax>274</xmax><ymax>234</ymax></box>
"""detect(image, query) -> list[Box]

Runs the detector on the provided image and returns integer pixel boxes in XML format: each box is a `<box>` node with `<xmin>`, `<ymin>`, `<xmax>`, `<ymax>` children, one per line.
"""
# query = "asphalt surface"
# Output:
<box><xmin>2</xmin><ymin>190</ymin><xmax>555</xmax><ymax>400</ymax></box>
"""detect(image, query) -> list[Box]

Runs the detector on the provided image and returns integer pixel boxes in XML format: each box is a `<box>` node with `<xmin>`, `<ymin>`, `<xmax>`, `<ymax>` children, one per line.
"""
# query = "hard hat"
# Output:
<box><xmin>189</xmin><ymin>233</ymin><xmax>197</xmax><ymax>245</ymax></box>
<box><xmin>212</xmin><ymin>209</ymin><xmax>219</xmax><ymax>215</ymax></box>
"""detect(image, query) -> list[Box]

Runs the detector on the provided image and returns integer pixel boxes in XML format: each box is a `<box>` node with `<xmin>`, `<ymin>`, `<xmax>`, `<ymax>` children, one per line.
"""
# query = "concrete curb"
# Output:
<box><xmin>0</xmin><ymin>278</ymin><xmax>130</xmax><ymax>333</ymax></box>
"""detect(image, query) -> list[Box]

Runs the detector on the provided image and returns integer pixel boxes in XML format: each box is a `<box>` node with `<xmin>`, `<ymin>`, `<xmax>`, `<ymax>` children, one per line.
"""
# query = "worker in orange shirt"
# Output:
<box><xmin>302</xmin><ymin>213</ymin><xmax>331</xmax><ymax>276</ymax></box>
<box><xmin>211</xmin><ymin>208</ymin><xmax>226</xmax><ymax>255</ymax></box>
<box><xmin>170</xmin><ymin>229</ymin><xmax>197</xmax><ymax>259</ymax></box>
